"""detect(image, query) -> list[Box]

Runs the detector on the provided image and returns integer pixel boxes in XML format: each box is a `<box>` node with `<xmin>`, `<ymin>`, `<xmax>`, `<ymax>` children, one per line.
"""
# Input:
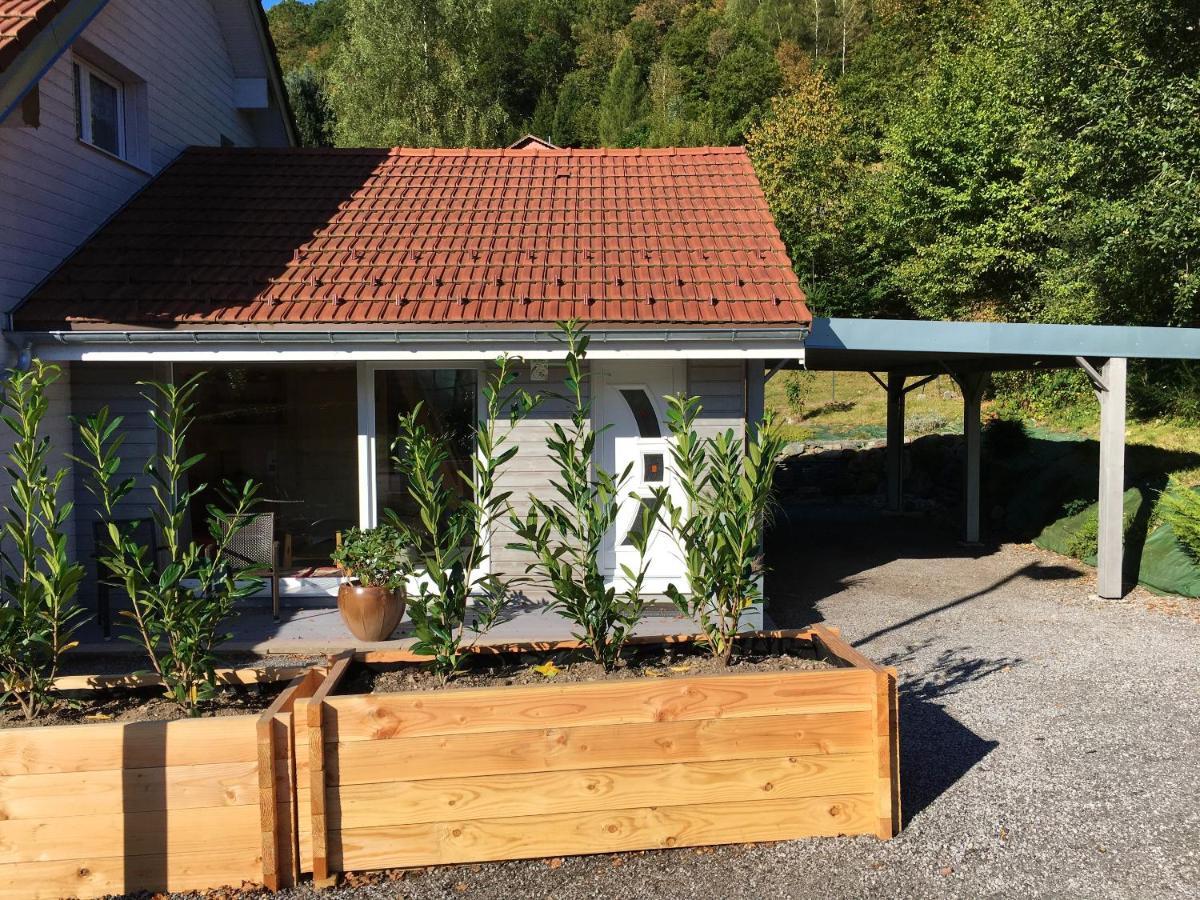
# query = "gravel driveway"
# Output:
<box><xmin>231</xmin><ymin>506</ymin><xmax>1200</xmax><ymax>900</ymax></box>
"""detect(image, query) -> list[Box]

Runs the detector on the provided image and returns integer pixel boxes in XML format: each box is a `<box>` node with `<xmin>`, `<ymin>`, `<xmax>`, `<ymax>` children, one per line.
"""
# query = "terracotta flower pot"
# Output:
<box><xmin>337</xmin><ymin>583</ymin><xmax>406</xmax><ymax>642</ymax></box>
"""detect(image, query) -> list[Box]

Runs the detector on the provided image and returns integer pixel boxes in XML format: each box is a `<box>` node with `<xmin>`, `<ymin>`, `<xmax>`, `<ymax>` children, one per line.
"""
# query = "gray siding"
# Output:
<box><xmin>0</xmin><ymin>0</ymin><xmax>261</xmax><ymax>313</ymax></box>
<box><xmin>687</xmin><ymin>360</ymin><xmax>747</xmax><ymax>441</ymax></box>
<box><xmin>488</xmin><ymin>363</ymin><xmax>584</xmax><ymax>589</ymax></box>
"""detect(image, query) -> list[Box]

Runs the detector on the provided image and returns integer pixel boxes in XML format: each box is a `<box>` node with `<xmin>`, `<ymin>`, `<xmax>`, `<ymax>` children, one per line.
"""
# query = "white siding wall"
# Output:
<box><xmin>687</xmin><ymin>360</ymin><xmax>748</xmax><ymax>442</ymax></box>
<box><xmin>488</xmin><ymin>360</ymin><xmax>749</xmax><ymax>599</ymax></box>
<box><xmin>488</xmin><ymin>363</ymin><xmax>583</xmax><ymax>588</ymax></box>
<box><xmin>0</xmin><ymin>0</ymin><xmax>258</xmax><ymax>313</ymax></box>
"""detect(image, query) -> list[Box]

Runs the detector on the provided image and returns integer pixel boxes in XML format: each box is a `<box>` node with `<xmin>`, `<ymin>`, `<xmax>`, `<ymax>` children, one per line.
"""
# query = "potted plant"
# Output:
<box><xmin>331</xmin><ymin>525</ymin><xmax>412</xmax><ymax>641</ymax></box>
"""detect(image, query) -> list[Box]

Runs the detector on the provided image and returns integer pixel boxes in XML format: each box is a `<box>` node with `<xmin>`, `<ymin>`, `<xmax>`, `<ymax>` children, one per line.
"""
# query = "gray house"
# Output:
<box><xmin>6</xmin><ymin>141</ymin><xmax>811</xmax><ymax>610</ymax></box>
<box><xmin>0</xmin><ymin>0</ymin><xmax>294</xmax><ymax>572</ymax></box>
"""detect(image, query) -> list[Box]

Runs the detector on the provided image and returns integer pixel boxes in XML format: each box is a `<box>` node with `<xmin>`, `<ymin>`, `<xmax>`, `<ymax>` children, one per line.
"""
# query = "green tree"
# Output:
<box><xmin>597</xmin><ymin>46</ymin><xmax>643</xmax><ymax>146</ymax></box>
<box><xmin>329</xmin><ymin>0</ymin><xmax>509</xmax><ymax>147</ymax></box>
<box><xmin>285</xmin><ymin>66</ymin><xmax>336</xmax><ymax>147</ymax></box>
<box><xmin>708</xmin><ymin>34</ymin><xmax>781</xmax><ymax>142</ymax></box>
<box><xmin>748</xmin><ymin>63</ymin><xmax>850</xmax><ymax>300</ymax></box>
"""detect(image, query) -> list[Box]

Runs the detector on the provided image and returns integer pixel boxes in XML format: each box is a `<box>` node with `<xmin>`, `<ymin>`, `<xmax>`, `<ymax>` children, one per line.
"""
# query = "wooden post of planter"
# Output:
<box><xmin>810</xmin><ymin>624</ymin><xmax>901</xmax><ymax>838</ymax></box>
<box><xmin>875</xmin><ymin>667</ymin><xmax>901</xmax><ymax>838</ymax></box>
<box><xmin>297</xmin><ymin>652</ymin><xmax>353</xmax><ymax>889</ymax></box>
<box><xmin>257</xmin><ymin>667</ymin><xmax>325</xmax><ymax>890</ymax></box>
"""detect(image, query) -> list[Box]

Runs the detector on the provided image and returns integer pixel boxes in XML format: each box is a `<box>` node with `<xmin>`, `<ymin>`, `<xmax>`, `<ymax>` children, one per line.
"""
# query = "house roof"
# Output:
<box><xmin>0</xmin><ymin>0</ymin><xmax>67</xmax><ymax>74</ymax></box>
<box><xmin>12</xmin><ymin>145</ymin><xmax>809</xmax><ymax>331</ymax></box>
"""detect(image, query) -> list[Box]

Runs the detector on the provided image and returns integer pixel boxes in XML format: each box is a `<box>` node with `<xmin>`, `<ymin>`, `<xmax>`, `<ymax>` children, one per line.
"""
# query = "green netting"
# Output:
<box><xmin>1033</xmin><ymin>485</ymin><xmax>1200</xmax><ymax>598</ymax></box>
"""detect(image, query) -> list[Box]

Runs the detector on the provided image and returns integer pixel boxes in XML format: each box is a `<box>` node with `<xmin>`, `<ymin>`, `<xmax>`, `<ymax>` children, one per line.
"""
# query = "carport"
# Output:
<box><xmin>785</xmin><ymin>318</ymin><xmax>1200</xmax><ymax>600</ymax></box>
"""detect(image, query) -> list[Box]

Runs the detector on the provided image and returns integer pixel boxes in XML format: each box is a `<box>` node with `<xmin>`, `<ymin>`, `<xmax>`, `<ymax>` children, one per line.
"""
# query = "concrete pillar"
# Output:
<box><xmin>886</xmin><ymin>373</ymin><xmax>906</xmax><ymax>512</ymax></box>
<box><xmin>1096</xmin><ymin>357</ymin><xmax>1127</xmax><ymax>599</ymax></box>
<box><xmin>959</xmin><ymin>373</ymin><xmax>988</xmax><ymax>544</ymax></box>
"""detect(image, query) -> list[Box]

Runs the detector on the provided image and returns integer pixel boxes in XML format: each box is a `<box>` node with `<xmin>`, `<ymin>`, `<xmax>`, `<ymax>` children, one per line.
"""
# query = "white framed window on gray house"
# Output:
<box><xmin>73</xmin><ymin>57</ymin><xmax>126</xmax><ymax>159</ymax></box>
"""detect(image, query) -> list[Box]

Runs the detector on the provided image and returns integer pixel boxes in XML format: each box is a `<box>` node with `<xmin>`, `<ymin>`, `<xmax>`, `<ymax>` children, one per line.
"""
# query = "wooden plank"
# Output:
<box><xmin>876</xmin><ymin>668</ymin><xmax>902</xmax><ymax>839</ymax></box>
<box><xmin>328</xmin><ymin>711</ymin><xmax>876</xmax><ymax>785</ymax></box>
<box><xmin>331</xmin><ymin>794</ymin><xmax>876</xmax><ymax>870</ymax></box>
<box><xmin>302</xmin><ymin>652</ymin><xmax>353</xmax><ymax>886</ymax></box>
<box><xmin>810</xmin><ymin>624</ymin><xmax>887</xmax><ymax>672</ymax></box>
<box><xmin>0</xmin><ymin>845</ymin><xmax>264</xmax><ymax>899</ymax></box>
<box><xmin>257</xmin><ymin>667</ymin><xmax>323</xmax><ymax>891</ymax></box>
<box><xmin>0</xmin><ymin>760</ymin><xmax>259</xmax><ymax>821</ymax></box>
<box><xmin>0</xmin><ymin>715</ymin><xmax>260</xmax><ymax>776</ymax></box>
<box><xmin>324</xmin><ymin>669</ymin><xmax>875</xmax><ymax>743</ymax></box>
<box><xmin>328</xmin><ymin>754</ymin><xmax>875</xmax><ymax>829</ymax></box>
<box><xmin>0</xmin><ymin>803</ymin><xmax>260</xmax><ymax>864</ymax></box>
<box><xmin>51</xmin><ymin>664</ymin><xmax>313</xmax><ymax>693</ymax></box>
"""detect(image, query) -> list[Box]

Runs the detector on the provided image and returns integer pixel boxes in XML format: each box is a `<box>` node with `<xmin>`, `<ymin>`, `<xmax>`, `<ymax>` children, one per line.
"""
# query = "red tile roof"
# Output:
<box><xmin>0</xmin><ymin>0</ymin><xmax>68</xmax><ymax>73</ymax></box>
<box><xmin>13</xmin><ymin>146</ymin><xmax>810</xmax><ymax>330</ymax></box>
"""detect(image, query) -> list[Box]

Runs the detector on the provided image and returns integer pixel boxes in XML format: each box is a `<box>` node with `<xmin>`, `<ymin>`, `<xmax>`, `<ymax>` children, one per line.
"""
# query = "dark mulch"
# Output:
<box><xmin>0</xmin><ymin>681</ymin><xmax>287</xmax><ymax>729</ymax></box>
<box><xmin>342</xmin><ymin>635</ymin><xmax>838</xmax><ymax>696</ymax></box>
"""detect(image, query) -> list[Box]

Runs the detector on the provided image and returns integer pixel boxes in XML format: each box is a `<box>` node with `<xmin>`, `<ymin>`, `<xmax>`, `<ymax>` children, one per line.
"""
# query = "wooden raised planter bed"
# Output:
<box><xmin>0</xmin><ymin>627</ymin><xmax>899</xmax><ymax>898</ymax></box>
<box><xmin>294</xmin><ymin>625</ymin><xmax>900</xmax><ymax>885</ymax></box>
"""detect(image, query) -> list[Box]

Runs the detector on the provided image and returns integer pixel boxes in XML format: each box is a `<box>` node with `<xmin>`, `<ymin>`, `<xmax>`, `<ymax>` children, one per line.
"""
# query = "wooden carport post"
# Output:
<box><xmin>1095</xmin><ymin>358</ymin><xmax>1127</xmax><ymax>599</ymax></box>
<box><xmin>885</xmin><ymin>373</ymin><xmax>906</xmax><ymax>512</ymax></box>
<box><xmin>1077</xmin><ymin>356</ymin><xmax>1127</xmax><ymax>598</ymax></box>
<box><xmin>956</xmin><ymin>372</ymin><xmax>989</xmax><ymax>545</ymax></box>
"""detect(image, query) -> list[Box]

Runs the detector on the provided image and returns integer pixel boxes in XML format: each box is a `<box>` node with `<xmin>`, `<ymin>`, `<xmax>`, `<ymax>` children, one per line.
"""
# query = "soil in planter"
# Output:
<box><xmin>0</xmin><ymin>681</ymin><xmax>287</xmax><ymax>729</ymax></box>
<box><xmin>344</xmin><ymin>635</ymin><xmax>839</xmax><ymax>696</ymax></box>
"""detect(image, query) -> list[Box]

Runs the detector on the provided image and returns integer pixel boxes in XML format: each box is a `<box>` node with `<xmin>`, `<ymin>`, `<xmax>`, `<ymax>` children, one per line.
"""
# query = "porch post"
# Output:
<box><xmin>959</xmin><ymin>372</ymin><xmax>988</xmax><ymax>544</ymax></box>
<box><xmin>355</xmin><ymin>362</ymin><xmax>376</xmax><ymax>529</ymax></box>
<box><xmin>1096</xmin><ymin>357</ymin><xmax>1127</xmax><ymax>599</ymax></box>
<box><xmin>885</xmin><ymin>373</ymin><xmax>906</xmax><ymax>512</ymax></box>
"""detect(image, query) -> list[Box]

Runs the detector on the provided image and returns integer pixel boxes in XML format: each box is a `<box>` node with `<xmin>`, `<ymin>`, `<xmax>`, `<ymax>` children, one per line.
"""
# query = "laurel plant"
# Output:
<box><xmin>386</xmin><ymin>354</ymin><xmax>538</xmax><ymax>679</ymax></box>
<box><xmin>655</xmin><ymin>394</ymin><xmax>786</xmax><ymax>665</ymax></box>
<box><xmin>74</xmin><ymin>374</ymin><xmax>263</xmax><ymax>711</ymax></box>
<box><xmin>0</xmin><ymin>361</ymin><xmax>86</xmax><ymax>719</ymax></box>
<box><xmin>508</xmin><ymin>321</ymin><xmax>663</xmax><ymax>670</ymax></box>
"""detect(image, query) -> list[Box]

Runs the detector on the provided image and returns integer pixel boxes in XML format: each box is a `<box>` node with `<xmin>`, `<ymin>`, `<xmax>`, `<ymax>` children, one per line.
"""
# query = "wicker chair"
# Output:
<box><xmin>221</xmin><ymin>511</ymin><xmax>281</xmax><ymax>621</ymax></box>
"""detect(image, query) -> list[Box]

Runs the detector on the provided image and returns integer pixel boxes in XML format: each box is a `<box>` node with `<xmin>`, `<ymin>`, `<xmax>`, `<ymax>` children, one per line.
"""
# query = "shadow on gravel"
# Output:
<box><xmin>882</xmin><ymin>642</ymin><xmax>1020</xmax><ymax>826</ymax></box>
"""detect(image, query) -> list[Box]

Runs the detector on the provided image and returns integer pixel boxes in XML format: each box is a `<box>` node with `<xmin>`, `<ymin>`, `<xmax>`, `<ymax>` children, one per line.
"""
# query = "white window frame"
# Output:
<box><xmin>356</xmin><ymin>362</ymin><xmax>492</xmax><ymax>584</ymax></box>
<box><xmin>74</xmin><ymin>57</ymin><xmax>127</xmax><ymax>160</ymax></box>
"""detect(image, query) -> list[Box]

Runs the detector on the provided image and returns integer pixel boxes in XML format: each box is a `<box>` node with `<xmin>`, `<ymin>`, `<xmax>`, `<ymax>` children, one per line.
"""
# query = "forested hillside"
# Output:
<box><xmin>266</xmin><ymin>0</ymin><xmax>1200</xmax><ymax>421</ymax></box>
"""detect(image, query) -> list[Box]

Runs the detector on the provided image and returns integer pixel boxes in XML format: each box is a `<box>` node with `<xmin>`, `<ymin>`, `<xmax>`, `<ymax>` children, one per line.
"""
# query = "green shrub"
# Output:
<box><xmin>386</xmin><ymin>354</ymin><xmax>537</xmax><ymax>678</ymax></box>
<box><xmin>1159</xmin><ymin>477</ymin><xmax>1200</xmax><ymax>561</ymax></box>
<box><xmin>508</xmin><ymin>322</ymin><xmax>661</xmax><ymax>670</ymax></box>
<box><xmin>74</xmin><ymin>375</ymin><xmax>264</xmax><ymax>712</ymax></box>
<box><xmin>332</xmin><ymin>525</ymin><xmax>412</xmax><ymax>591</ymax></box>
<box><xmin>983</xmin><ymin>415</ymin><xmax>1029</xmax><ymax>459</ymax></box>
<box><xmin>907</xmin><ymin>411</ymin><xmax>950</xmax><ymax>436</ymax></box>
<box><xmin>1066</xmin><ymin>509</ymin><xmax>1099</xmax><ymax>561</ymax></box>
<box><xmin>656</xmin><ymin>395</ymin><xmax>786</xmax><ymax>665</ymax></box>
<box><xmin>0</xmin><ymin>362</ymin><xmax>85</xmax><ymax>719</ymax></box>
<box><xmin>782</xmin><ymin>372</ymin><xmax>809</xmax><ymax>414</ymax></box>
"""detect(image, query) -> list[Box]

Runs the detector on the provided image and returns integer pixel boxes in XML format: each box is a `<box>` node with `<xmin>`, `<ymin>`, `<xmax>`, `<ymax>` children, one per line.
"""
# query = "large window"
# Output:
<box><xmin>73</xmin><ymin>58</ymin><xmax>125</xmax><ymax>159</ymax></box>
<box><xmin>375</xmin><ymin>369</ymin><xmax>478</xmax><ymax>533</ymax></box>
<box><xmin>181</xmin><ymin>365</ymin><xmax>358</xmax><ymax>568</ymax></box>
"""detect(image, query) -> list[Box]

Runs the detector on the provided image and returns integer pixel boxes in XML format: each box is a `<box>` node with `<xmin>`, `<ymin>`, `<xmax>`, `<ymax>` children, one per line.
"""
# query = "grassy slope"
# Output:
<box><xmin>767</xmin><ymin>370</ymin><xmax>1200</xmax><ymax>486</ymax></box>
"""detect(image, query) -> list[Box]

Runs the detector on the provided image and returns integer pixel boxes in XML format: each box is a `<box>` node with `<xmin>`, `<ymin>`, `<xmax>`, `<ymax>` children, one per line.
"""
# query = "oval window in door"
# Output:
<box><xmin>621</xmin><ymin>497</ymin><xmax>659</xmax><ymax>546</ymax></box>
<box><xmin>619</xmin><ymin>389</ymin><xmax>661</xmax><ymax>438</ymax></box>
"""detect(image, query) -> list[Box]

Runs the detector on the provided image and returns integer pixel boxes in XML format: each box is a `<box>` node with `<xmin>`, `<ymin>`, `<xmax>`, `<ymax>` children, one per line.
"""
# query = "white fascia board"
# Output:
<box><xmin>30</xmin><ymin>329</ymin><xmax>808</xmax><ymax>363</ymax></box>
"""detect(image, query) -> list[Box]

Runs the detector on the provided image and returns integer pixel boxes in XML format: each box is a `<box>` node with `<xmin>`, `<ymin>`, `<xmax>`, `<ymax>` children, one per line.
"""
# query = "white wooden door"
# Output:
<box><xmin>594</xmin><ymin>361</ymin><xmax>686</xmax><ymax>591</ymax></box>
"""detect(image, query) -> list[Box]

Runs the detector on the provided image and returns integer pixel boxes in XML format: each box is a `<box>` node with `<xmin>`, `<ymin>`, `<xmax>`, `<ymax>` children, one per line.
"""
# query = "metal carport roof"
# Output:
<box><xmin>801</xmin><ymin>317</ymin><xmax>1200</xmax><ymax>373</ymax></box>
<box><xmin>784</xmin><ymin>317</ymin><xmax>1200</xmax><ymax>603</ymax></box>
